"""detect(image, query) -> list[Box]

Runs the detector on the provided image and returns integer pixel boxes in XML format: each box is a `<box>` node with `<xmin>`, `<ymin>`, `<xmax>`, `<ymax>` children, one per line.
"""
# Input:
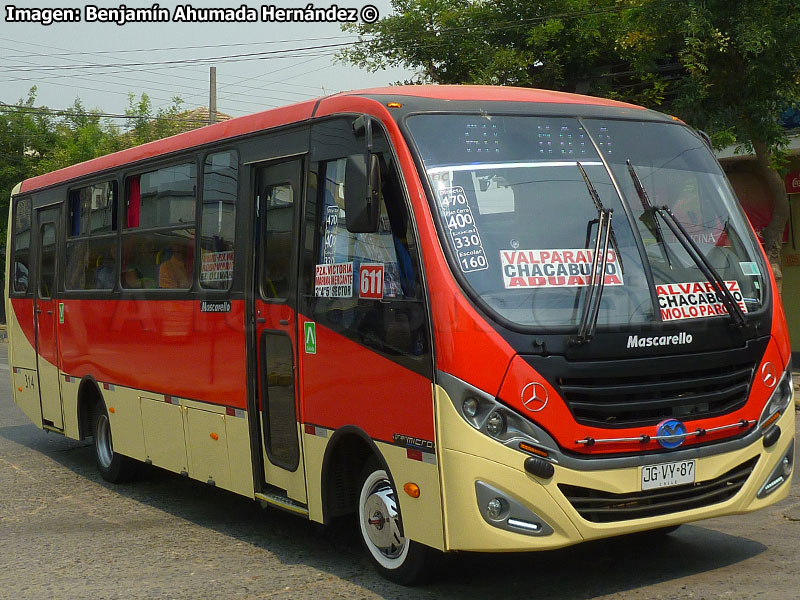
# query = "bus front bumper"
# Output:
<box><xmin>437</xmin><ymin>386</ymin><xmax>795</xmax><ymax>552</ymax></box>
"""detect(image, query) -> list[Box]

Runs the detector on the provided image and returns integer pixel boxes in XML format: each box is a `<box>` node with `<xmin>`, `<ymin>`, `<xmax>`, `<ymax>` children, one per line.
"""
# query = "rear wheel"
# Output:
<box><xmin>357</xmin><ymin>460</ymin><xmax>437</xmax><ymax>585</ymax></box>
<box><xmin>92</xmin><ymin>402</ymin><xmax>137</xmax><ymax>483</ymax></box>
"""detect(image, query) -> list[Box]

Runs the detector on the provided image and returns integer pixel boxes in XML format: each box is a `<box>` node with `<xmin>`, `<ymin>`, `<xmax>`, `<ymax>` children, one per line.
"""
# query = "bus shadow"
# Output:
<box><xmin>0</xmin><ymin>423</ymin><xmax>767</xmax><ymax>599</ymax></box>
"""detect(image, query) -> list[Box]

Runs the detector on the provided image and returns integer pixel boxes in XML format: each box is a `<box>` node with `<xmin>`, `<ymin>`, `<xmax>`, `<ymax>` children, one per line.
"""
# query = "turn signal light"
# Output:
<box><xmin>387</xmin><ymin>102</ymin><xmax>403</xmax><ymax>108</ymax></box>
<box><xmin>403</xmin><ymin>482</ymin><xmax>420</xmax><ymax>498</ymax></box>
<box><xmin>519</xmin><ymin>442</ymin><xmax>548</xmax><ymax>458</ymax></box>
<box><xmin>761</xmin><ymin>411</ymin><xmax>781</xmax><ymax>429</ymax></box>
<box><xmin>210</xmin><ymin>432</ymin><xmax>219</xmax><ymax>441</ymax></box>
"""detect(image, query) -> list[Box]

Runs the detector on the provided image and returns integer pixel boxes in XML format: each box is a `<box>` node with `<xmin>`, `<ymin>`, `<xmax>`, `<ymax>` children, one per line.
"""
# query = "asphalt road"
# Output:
<box><xmin>1</xmin><ymin>341</ymin><xmax>798</xmax><ymax>600</ymax></box>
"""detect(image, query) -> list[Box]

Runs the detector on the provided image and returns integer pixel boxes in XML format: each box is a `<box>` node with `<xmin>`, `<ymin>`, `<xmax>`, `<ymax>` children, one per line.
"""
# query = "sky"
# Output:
<box><xmin>0</xmin><ymin>0</ymin><xmax>414</xmax><ymax>121</ymax></box>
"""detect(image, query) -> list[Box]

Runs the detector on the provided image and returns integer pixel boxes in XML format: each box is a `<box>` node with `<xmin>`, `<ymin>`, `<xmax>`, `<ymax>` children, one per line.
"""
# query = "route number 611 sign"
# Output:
<box><xmin>359</xmin><ymin>264</ymin><xmax>384</xmax><ymax>299</ymax></box>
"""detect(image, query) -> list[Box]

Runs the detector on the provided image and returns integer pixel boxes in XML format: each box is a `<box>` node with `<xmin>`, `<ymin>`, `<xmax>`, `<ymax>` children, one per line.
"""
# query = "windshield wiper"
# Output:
<box><xmin>576</xmin><ymin>162</ymin><xmax>624</xmax><ymax>275</ymax></box>
<box><xmin>626</xmin><ymin>160</ymin><xmax>673</xmax><ymax>269</ymax></box>
<box><xmin>625</xmin><ymin>163</ymin><xmax>746</xmax><ymax>327</ymax></box>
<box><xmin>572</xmin><ymin>162</ymin><xmax>615</xmax><ymax>344</ymax></box>
<box><xmin>653</xmin><ymin>205</ymin><xmax>747</xmax><ymax>327</ymax></box>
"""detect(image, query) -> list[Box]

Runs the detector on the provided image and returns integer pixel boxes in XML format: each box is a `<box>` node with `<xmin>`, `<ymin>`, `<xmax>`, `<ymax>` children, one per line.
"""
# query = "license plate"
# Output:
<box><xmin>641</xmin><ymin>459</ymin><xmax>695</xmax><ymax>491</ymax></box>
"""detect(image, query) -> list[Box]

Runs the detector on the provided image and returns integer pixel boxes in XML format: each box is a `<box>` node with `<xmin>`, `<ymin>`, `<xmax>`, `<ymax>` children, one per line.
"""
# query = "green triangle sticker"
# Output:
<box><xmin>304</xmin><ymin>322</ymin><xmax>316</xmax><ymax>354</ymax></box>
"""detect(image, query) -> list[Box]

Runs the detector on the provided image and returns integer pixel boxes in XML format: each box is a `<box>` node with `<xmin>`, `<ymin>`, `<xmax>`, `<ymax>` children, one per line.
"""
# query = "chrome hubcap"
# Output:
<box><xmin>96</xmin><ymin>413</ymin><xmax>114</xmax><ymax>469</ymax></box>
<box><xmin>362</xmin><ymin>478</ymin><xmax>404</xmax><ymax>558</ymax></box>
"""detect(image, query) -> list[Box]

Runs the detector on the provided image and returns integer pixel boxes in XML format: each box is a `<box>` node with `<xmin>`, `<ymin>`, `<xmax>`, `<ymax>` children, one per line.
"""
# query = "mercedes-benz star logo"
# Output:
<box><xmin>762</xmin><ymin>362</ymin><xmax>777</xmax><ymax>388</ymax></box>
<box><xmin>521</xmin><ymin>382</ymin><xmax>548</xmax><ymax>412</ymax></box>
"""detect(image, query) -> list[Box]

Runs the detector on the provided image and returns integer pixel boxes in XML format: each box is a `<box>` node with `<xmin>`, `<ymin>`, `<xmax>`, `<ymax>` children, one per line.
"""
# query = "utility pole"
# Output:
<box><xmin>209</xmin><ymin>66</ymin><xmax>217</xmax><ymax>125</ymax></box>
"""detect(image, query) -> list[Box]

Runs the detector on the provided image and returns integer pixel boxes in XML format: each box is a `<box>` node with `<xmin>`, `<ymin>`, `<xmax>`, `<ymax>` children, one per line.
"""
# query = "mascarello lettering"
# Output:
<box><xmin>627</xmin><ymin>332</ymin><xmax>694</xmax><ymax>349</ymax></box>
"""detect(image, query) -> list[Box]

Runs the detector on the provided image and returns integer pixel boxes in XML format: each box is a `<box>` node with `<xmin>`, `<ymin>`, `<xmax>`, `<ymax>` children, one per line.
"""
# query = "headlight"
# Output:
<box><xmin>758</xmin><ymin>360</ymin><xmax>793</xmax><ymax>429</ymax></box>
<box><xmin>438</xmin><ymin>371</ymin><xmax>559</xmax><ymax>460</ymax></box>
<box><xmin>486</xmin><ymin>412</ymin><xmax>506</xmax><ymax>436</ymax></box>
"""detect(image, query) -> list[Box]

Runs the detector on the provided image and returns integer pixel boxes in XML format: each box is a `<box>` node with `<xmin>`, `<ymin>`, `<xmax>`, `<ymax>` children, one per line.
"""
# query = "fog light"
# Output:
<box><xmin>486</xmin><ymin>497</ymin><xmax>507</xmax><ymax>520</ymax></box>
<box><xmin>486</xmin><ymin>412</ymin><xmax>505</xmax><ymax>436</ymax></box>
<box><xmin>507</xmin><ymin>518</ymin><xmax>542</xmax><ymax>532</ymax></box>
<box><xmin>782</xmin><ymin>456</ymin><xmax>793</xmax><ymax>477</ymax></box>
<box><xmin>463</xmin><ymin>397</ymin><xmax>479</xmax><ymax>418</ymax></box>
<box><xmin>757</xmin><ymin>440</ymin><xmax>795</xmax><ymax>498</ymax></box>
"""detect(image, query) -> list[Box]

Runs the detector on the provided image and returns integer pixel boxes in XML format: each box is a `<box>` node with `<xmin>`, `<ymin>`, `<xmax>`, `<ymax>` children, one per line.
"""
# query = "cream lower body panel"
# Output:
<box><xmin>301</xmin><ymin>426</ymin><xmax>446</xmax><ymax>552</ymax></box>
<box><xmin>61</xmin><ymin>375</ymin><xmax>255</xmax><ymax>499</ymax></box>
<box><xmin>438</xmin><ymin>384</ymin><xmax>795</xmax><ymax>552</ymax></box>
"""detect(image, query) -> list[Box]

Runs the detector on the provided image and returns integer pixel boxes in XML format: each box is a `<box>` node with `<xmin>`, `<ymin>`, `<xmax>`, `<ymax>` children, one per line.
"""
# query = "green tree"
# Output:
<box><xmin>36</xmin><ymin>98</ymin><xmax>124</xmax><ymax>174</ymax></box>
<box><xmin>341</xmin><ymin>0</ymin><xmax>800</xmax><ymax>291</ymax></box>
<box><xmin>341</xmin><ymin>0</ymin><xmax>624</xmax><ymax>91</ymax></box>
<box><xmin>0</xmin><ymin>88</ymin><xmax>57</xmax><ymax>244</ymax></box>
<box><xmin>618</xmin><ymin>0</ymin><xmax>800</xmax><ymax>292</ymax></box>
<box><xmin>123</xmin><ymin>93</ymin><xmax>190</xmax><ymax>146</ymax></box>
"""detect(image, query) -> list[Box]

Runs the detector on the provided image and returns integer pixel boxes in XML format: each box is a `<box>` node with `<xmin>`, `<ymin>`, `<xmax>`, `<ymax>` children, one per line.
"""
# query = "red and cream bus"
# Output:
<box><xmin>6</xmin><ymin>86</ymin><xmax>794</xmax><ymax>584</ymax></box>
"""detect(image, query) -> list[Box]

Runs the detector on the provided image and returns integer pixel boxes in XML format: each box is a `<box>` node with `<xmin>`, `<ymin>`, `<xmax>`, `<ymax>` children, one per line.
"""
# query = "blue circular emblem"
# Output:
<box><xmin>656</xmin><ymin>418</ymin><xmax>687</xmax><ymax>449</ymax></box>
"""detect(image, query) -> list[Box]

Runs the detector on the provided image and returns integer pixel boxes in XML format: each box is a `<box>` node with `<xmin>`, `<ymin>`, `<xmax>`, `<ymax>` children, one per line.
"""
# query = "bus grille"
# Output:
<box><xmin>558</xmin><ymin>359</ymin><xmax>755</xmax><ymax>427</ymax></box>
<box><xmin>558</xmin><ymin>457</ymin><xmax>757</xmax><ymax>523</ymax></box>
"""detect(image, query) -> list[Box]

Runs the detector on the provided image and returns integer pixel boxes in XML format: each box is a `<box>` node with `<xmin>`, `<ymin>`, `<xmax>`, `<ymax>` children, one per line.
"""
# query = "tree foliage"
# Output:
<box><xmin>341</xmin><ymin>0</ymin><xmax>800</xmax><ymax>288</ymax></box>
<box><xmin>341</xmin><ymin>0</ymin><xmax>625</xmax><ymax>91</ymax></box>
<box><xmin>0</xmin><ymin>89</ymin><xmax>206</xmax><ymax>273</ymax></box>
<box><xmin>620</xmin><ymin>0</ymin><xmax>800</xmax><ymax>287</ymax></box>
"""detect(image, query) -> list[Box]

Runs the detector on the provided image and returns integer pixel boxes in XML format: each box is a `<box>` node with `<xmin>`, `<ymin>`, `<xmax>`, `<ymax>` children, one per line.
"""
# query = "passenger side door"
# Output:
<box><xmin>33</xmin><ymin>205</ymin><xmax>63</xmax><ymax>429</ymax></box>
<box><xmin>254</xmin><ymin>158</ymin><xmax>307</xmax><ymax>503</ymax></box>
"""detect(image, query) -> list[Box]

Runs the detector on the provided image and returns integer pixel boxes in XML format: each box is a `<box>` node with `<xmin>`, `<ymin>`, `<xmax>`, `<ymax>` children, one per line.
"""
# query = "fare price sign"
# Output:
<box><xmin>437</xmin><ymin>186</ymin><xmax>489</xmax><ymax>273</ymax></box>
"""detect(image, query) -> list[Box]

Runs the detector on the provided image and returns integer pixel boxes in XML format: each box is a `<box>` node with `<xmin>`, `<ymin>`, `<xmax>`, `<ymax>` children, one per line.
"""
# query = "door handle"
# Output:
<box><xmin>46</xmin><ymin>310</ymin><xmax>54</xmax><ymax>315</ymax></box>
<box><xmin>35</xmin><ymin>308</ymin><xmax>42</xmax><ymax>314</ymax></box>
<box><xmin>256</xmin><ymin>317</ymin><xmax>266</xmax><ymax>324</ymax></box>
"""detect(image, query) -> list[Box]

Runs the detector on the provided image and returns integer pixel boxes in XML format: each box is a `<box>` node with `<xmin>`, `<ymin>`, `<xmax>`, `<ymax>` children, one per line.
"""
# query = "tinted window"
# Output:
<box><xmin>39</xmin><ymin>223</ymin><xmax>56</xmax><ymax>299</ymax></box>
<box><xmin>13</xmin><ymin>197</ymin><xmax>32</xmax><ymax>294</ymax></box>
<box><xmin>263</xmin><ymin>182</ymin><xmax>294</xmax><ymax>299</ymax></box>
<box><xmin>65</xmin><ymin>181</ymin><xmax>118</xmax><ymax>290</ymax></box>
<box><xmin>200</xmin><ymin>151</ymin><xmax>237</xmax><ymax>290</ymax></box>
<box><xmin>131</xmin><ymin>163</ymin><xmax>196</xmax><ymax>228</ymax></box>
<box><xmin>124</xmin><ymin>163</ymin><xmax>196</xmax><ymax>290</ymax></box>
<box><xmin>69</xmin><ymin>181</ymin><xmax>116</xmax><ymax>236</ymax></box>
<box><xmin>305</xmin><ymin>121</ymin><xmax>428</xmax><ymax>363</ymax></box>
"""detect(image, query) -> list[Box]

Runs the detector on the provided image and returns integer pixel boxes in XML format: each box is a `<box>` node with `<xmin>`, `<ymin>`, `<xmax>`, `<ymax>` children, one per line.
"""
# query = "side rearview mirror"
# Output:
<box><xmin>344</xmin><ymin>153</ymin><xmax>381</xmax><ymax>233</ymax></box>
<box><xmin>696</xmin><ymin>129</ymin><xmax>713</xmax><ymax>150</ymax></box>
<box><xmin>344</xmin><ymin>115</ymin><xmax>381</xmax><ymax>233</ymax></box>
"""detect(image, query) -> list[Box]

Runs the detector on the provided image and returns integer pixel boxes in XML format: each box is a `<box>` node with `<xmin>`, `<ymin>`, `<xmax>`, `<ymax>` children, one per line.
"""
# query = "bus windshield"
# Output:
<box><xmin>407</xmin><ymin>114</ymin><xmax>767</xmax><ymax>330</ymax></box>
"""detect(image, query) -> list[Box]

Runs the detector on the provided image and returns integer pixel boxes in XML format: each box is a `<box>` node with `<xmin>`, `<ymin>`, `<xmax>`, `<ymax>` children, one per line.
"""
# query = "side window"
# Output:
<box><xmin>12</xmin><ymin>197</ymin><xmax>32</xmax><ymax>295</ymax></box>
<box><xmin>39</xmin><ymin>223</ymin><xmax>56</xmax><ymax>299</ymax></box>
<box><xmin>123</xmin><ymin>162</ymin><xmax>196</xmax><ymax>290</ymax></box>
<box><xmin>200</xmin><ymin>151</ymin><xmax>238</xmax><ymax>290</ymax></box>
<box><xmin>306</xmin><ymin>121</ymin><xmax>427</xmax><ymax>361</ymax></box>
<box><xmin>64</xmin><ymin>181</ymin><xmax>118</xmax><ymax>290</ymax></box>
<box><xmin>316</xmin><ymin>152</ymin><xmax>420</xmax><ymax>301</ymax></box>
<box><xmin>263</xmin><ymin>181</ymin><xmax>294</xmax><ymax>299</ymax></box>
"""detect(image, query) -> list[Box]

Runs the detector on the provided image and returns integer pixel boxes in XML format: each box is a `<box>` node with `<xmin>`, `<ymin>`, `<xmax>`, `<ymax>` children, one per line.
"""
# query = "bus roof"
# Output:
<box><xmin>18</xmin><ymin>85</ymin><xmax>643</xmax><ymax>194</ymax></box>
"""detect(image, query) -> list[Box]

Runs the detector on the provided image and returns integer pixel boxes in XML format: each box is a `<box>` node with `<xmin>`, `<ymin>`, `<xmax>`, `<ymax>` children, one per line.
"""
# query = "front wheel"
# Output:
<box><xmin>92</xmin><ymin>402</ymin><xmax>137</xmax><ymax>483</ymax></box>
<box><xmin>358</xmin><ymin>461</ymin><xmax>437</xmax><ymax>585</ymax></box>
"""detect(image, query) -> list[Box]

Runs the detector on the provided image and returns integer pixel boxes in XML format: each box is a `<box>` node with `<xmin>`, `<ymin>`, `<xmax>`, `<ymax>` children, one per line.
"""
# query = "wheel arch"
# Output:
<box><xmin>76</xmin><ymin>376</ymin><xmax>104</xmax><ymax>440</ymax></box>
<box><xmin>320</xmin><ymin>425</ymin><xmax>397</xmax><ymax>524</ymax></box>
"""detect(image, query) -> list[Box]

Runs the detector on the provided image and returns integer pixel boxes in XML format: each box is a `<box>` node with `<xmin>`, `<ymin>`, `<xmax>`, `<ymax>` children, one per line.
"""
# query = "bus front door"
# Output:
<box><xmin>253</xmin><ymin>158</ymin><xmax>307</xmax><ymax>504</ymax></box>
<box><xmin>33</xmin><ymin>206</ymin><xmax>63</xmax><ymax>430</ymax></box>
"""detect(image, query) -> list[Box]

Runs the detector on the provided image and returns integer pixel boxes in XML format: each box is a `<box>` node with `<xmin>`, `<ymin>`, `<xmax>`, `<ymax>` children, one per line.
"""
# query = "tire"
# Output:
<box><xmin>357</xmin><ymin>459</ymin><xmax>437</xmax><ymax>585</ymax></box>
<box><xmin>91</xmin><ymin>401</ymin><xmax>137</xmax><ymax>483</ymax></box>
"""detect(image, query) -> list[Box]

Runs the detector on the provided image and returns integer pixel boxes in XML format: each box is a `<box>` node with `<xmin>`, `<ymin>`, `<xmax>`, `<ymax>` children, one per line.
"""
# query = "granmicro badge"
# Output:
<box><xmin>627</xmin><ymin>332</ymin><xmax>694</xmax><ymax>349</ymax></box>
